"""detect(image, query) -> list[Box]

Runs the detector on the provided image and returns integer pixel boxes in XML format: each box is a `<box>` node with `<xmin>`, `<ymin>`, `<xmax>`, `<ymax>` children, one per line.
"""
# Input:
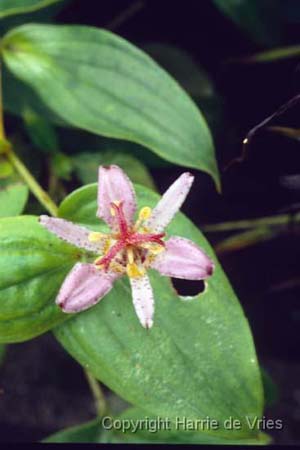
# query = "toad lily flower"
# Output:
<box><xmin>39</xmin><ymin>165</ymin><xmax>214</xmax><ymax>329</ymax></box>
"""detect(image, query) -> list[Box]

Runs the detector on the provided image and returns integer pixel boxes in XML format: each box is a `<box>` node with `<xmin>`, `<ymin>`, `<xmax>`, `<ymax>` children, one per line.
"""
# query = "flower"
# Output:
<box><xmin>39</xmin><ymin>165</ymin><xmax>214</xmax><ymax>329</ymax></box>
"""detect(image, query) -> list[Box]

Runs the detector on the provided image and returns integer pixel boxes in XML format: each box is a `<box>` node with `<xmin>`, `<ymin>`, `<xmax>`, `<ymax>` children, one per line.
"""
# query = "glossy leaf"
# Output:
<box><xmin>0</xmin><ymin>216</ymin><xmax>83</xmax><ymax>343</ymax></box>
<box><xmin>2</xmin><ymin>24</ymin><xmax>220</xmax><ymax>190</ymax></box>
<box><xmin>54</xmin><ymin>183</ymin><xmax>263</xmax><ymax>441</ymax></box>
<box><xmin>73</xmin><ymin>151</ymin><xmax>156</xmax><ymax>190</ymax></box>
<box><xmin>213</xmin><ymin>0</ymin><xmax>282</xmax><ymax>47</ymax></box>
<box><xmin>2</xmin><ymin>66</ymin><xmax>63</xmax><ymax>124</ymax></box>
<box><xmin>23</xmin><ymin>108</ymin><xmax>60</xmax><ymax>153</ymax></box>
<box><xmin>143</xmin><ymin>43</ymin><xmax>215</xmax><ymax>98</ymax></box>
<box><xmin>0</xmin><ymin>182</ymin><xmax>28</xmax><ymax>217</ymax></box>
<box><xmin>0</xmin><ymin>0</ymin><xmax>62</xmax><ymax>19</ymax></box>
<box><xmin>0</xmin><ymin>153</ymin><xmax>29</xmax><ymax>217</ymax></box>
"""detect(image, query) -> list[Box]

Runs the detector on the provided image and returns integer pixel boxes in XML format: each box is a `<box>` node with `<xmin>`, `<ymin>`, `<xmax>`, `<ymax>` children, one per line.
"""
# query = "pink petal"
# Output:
<box><xmin>145</xmin><ymin>172</ymin><xmax>194</xmax><ymax>232</ymax></box>
<box><xmin>39</xmin><ymin>216</ymin><xmax>101</xmax><ymax>253</ymax></box>
<box><xmin>130</xmin><ymin>274</ymin><xmax>154</xmax><ymax>329</ymax></box>
<box><xmin>151</xmin><ymin>236</ymin><xmax>214</xmax><ymax>280</ymax></box>
<box><xmin>97</xmin><ymin>165</ymin><xmax>137</xmax><ymax>229</ymax></box>
<box><xmin>56</xmin><ymin>263</ymin><xmax>117</xmax><ymax>313</ymax></box>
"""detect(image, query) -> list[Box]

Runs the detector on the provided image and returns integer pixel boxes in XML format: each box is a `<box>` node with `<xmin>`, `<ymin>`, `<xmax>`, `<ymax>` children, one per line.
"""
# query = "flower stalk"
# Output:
<box><xmin>5</xmin><ymin>143</ymin><xmax>59</xmax><ymax>216</ymax></box>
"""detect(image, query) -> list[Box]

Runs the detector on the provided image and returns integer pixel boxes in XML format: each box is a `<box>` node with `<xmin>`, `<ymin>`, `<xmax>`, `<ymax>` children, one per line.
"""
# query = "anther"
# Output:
<box><xmin>88</xmin><ymin>232</ymin><xmax>106</xmax><ymax>242</ymax></box>
<box><xmin>139</xmin><ymin>206</ymin><xmax>152</xmax><ymax>221</ymax></box>
<box><xmin>126</xmin><ymin>262</ymin><xmax>145</xmax><ymax>278</ymax></box>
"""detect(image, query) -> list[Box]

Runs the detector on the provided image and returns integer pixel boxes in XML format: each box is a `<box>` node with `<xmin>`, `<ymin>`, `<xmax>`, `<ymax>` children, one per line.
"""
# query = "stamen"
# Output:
<box><xmin>139</xmin><ymin>206</ymin><xmax>152</xmax><ymax>221</ymax></box>
<box><xmin>110</xmin><ymin>200</ymin><xmax>121</xmax><ymax>217</ymax></box>
<box><xmin>127</xmin><ymin>247</ymin><xmax>135</xmax><ymax>264</ymax></box>
<box><xmin>140</xmin><ymin>243</ymin><xmax>165</xmax><ymax>254</ymax></box>
<box><xmin>126</xmin><ymin>262</ymin><xmax>145</xmax><ymax>278</ymax></box>
<box><xmin>134</xmin><ymin>206</ymin><xmax>152</xmax><ymax>231</ymax></box>
<box><xmin>88</xmin><ymin>232</ymin><xmax>106</xmax><ymax>242</ymax></box>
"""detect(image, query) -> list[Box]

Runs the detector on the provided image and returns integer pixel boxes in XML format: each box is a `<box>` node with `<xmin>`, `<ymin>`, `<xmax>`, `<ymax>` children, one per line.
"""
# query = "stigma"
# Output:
<box><xmin>91</xmin><ymin>201</ymin><xmax>165</xmax><ymax>278</ymax></box>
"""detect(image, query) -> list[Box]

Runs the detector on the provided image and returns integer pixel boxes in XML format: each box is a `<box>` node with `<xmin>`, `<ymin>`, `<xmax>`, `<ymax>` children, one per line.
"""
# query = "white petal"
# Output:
<box><xmin>39</xmin><ymin>216</ymin><xmax>102</xmax><ymax>253</ymax></box>
<box><xmin>56</xmin><ymin>263</ymin><xmax>117</xmax><ymax>313</ymax></box>
<box><xmin>97</xmin><ymin>165</ymin><xmax>137</xmax><ymax>228</ymax></box>
<box><xmin>130</xmin><ymin>274</ymin><xmax>154</xmax><ymax>329</ymax></box>
<box><xmin>145</xmin><ymin>172</ymin><xmax>194</xmax><ymax>232</ymax></box>
<box><xmin>151</xmin><ymin>236</ymin><xmax>214</xmax><ymax>280</ymax></box>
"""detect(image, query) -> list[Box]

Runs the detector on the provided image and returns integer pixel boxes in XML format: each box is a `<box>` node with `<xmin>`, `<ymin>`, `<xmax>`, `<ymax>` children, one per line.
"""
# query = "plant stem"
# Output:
<box><xmin>84</xmin><ymin>369</ymin><xmax>108</xmax><ymax>417</ymax></box>
<box><xmin>5</xmin><ymin>144</ymin><xmax>59</xmax><ymax>216</ymax></box>
<box><xmin>107</xmin><ymin>0</ymin><xmax>144</xmax><ymax>30</ymax></box>
<box><xmin>203</xmin><ymin>212</ymin><xmax>300</xmax><ymax>233</ymax></box>
<box><xmin>0</xmin><ymin>62</ymin><xmax>5</xmax><ymax>140</ymax></box>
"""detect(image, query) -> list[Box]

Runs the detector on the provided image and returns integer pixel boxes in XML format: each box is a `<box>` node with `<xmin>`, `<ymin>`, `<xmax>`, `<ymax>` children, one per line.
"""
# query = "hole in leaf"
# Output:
<box><xmin>171</xmin><ymin>278</ymin><xmax>205</xmax><ymax>297</ymax></box>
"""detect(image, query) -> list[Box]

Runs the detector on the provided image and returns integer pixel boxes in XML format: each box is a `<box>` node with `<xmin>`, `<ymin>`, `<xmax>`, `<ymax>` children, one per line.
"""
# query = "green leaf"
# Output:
<box><xmin>0</xmin><ymin>216</ymin><xmax>83</xmax><ymax>343</ymax></box>
<box><xmin>43</xmin><ymin>419</ymin><xmax>102</xmax><ymax>443</ymax></box>
<box><xmin>0</xmin><ymin>182</ymin><xmax>29</xmax><ymax>217</ymax></box>
<box><xmin>51</xmin><ymin>152</ymin><xmax>73</xmax><ymax>180</ymax></box>
<box><xmin>2</xmin><ymin>66</ymin><xmax>65</xmax><ymax>125</ymax></box>
<box><xmin>23</xmin><ymin>108</ymin><xmax>60</xmax><ymax>153</ymax></box>
<box><xmin>213</xmin><ymin>0</ymin><xmax>282</xmax><ymax>47</ymax></box>
<box><xmin>0</xmin><ymin>0</ymin><xmax>63</xmax><ymax>19</ymax></box>
<box><xmin>54</xmin><ymin>183</ymin><xmax>264</xmax><ymax>441</ymax></box>
<box><xmin>2</xmin><ymin>24</ymin><xmax>220</xmax><ymax>190</ymax></box>
<box><xmin>0</xmin><ymin>158</ymin><xmax>14</xmax><ymax>178</ymax></box>
<box><xmin>143</xmin><ymin>43</ymin><xmax>215</xmax><ymax>99</ymax></box>
<box><xmin>73</xmin><ymin>151</ymin><xmax>156</xmax><ymax>190</ymax></box>
<box><xmin>0</xmin><ymin>154</ymin><xmax>29</xmax><ymax>217</ymax></box>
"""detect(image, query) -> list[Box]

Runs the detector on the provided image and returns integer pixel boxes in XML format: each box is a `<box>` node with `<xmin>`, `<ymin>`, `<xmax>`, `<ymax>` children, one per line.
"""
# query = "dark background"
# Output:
<box><xmin>1</xmin><ymin>0</ymin><xmax>300</xmax><ymax>444</ymax></box>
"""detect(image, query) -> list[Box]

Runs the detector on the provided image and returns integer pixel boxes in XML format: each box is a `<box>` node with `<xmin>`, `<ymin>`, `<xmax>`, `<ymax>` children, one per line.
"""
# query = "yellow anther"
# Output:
<box><xmin>94</xmin><ymin>258</ymin><xmax>104</xmax><ymax>268</ymax></box>
<box><xmin>150</xmin><ymin>244</ymin><xmax>165</xmax><ymax>255</ymax></box>
<box><xmin>110</xmin><ymin>200</ymin><xmax>121</xmax><ymax>216</ymax></box>
<box><xmin>138</xmin><ymin>206</ymin><xmax>152</xmax><ymax>221</ymax></box>
<box><xmin>134</xmin><ymin>207</ymin><xmax>152</xmax><ymax>231</ymax></box>
<box><xmin>127</xmin><ymin>247</ymin><xmax>135</xmax><ymax>264</ymax></box>
<box><xmin>140</xmin><ymin>243</ymin><xmax>165</xmax><ymax>254</ymax></box>
<box><xmin>103</xmin><ymin>238</ymin><xmax>111</xmax><ymax>254</ymax></box>
<box><xmin>110</xmin><ymin>261</ymin><xmax>126</xmax><ymax>274</ymax></box>
<box><xmin>126</xmin><ymin>262</ymin><xmax>145</xmax><ymax>278</ymax></box>
<box><xmin>88</xmin><ymin>232</ymin><xmax>106</xmax><ymax>243</ymax></box>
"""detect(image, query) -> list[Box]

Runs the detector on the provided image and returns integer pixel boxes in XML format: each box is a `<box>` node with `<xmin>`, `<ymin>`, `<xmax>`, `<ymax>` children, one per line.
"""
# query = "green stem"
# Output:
<box><xmin>5</xmin><ymin>144</ymin><xmax>59</xmax><ymax>217</ymax></box>
<box><xmin>84</xmin><ymin>369</ymin><xmax>108</xmax><ymax>417</ymax></box>
<box><xmin>0</xmin><ymin>62</ymin><xmax>5</xmax><ymax>140</ymax></box>
<box><xmin>203</xmin><ymin>212</ymin><xmax>300</xmax><ymax>233</ymax></box>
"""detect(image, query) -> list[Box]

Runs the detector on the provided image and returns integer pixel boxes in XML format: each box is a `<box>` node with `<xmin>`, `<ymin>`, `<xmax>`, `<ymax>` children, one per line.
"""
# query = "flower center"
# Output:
<box><xmin>89</xmin><ymin>201</ymin><xmax>165</xmax><ymax>278</ymax></box>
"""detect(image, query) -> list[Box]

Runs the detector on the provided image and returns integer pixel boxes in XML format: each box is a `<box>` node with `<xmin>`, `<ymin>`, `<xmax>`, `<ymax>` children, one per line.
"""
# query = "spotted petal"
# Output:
<box><xmin>56</xmin><ymin>263</ymin><xmax>117</xmax><ymax>313</ymax></box>
<box><xmin>130</xmin><ymin>274</ymin><xmax>154</xmax><ymax>329</ymax></box>
<box><xmin>39</xmin><ymin>216</ymin><xmax>103</xmax><ymax>253</ymax></box>
<box><xmin>97</xmin><ymin>165</ymin><xmax>137</xmax><ymax>229</ymax></box>
<box><xmin>145</xmin><ymin>172</ymin><xmax>194</xmax><ymax>232</ymax></box>
<box><xmin>151</xmin><ymin>236</ymin><xmax>214</xmax><ymax>280</ymax></box>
